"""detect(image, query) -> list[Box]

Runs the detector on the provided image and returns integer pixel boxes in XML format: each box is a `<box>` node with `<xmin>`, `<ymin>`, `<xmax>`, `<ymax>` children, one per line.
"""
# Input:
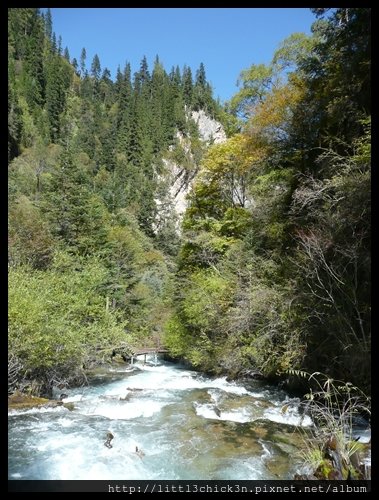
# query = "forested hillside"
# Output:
<box><xmin>165</xmin><ymin>8</ymin><xmax>371</xmax><ymax>393</ymax></box>
<box><xmin>8</xmin><ymin>7</ymin><xmax>224</xmax><ymax>394</ymax></box>
<box><xmin>8</xmin><ymin>7</ymin><xmax>370</xmax><ymax>398</ymax></box>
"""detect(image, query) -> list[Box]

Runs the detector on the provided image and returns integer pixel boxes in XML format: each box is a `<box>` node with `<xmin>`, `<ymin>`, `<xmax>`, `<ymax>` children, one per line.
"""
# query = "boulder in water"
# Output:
<box><xmin>104</xmin><ymin>432</ymin><xmax>114</xmax><ymax>449</ymax></box>
<box><xmin>135</xmin><ymin>446</ymin><xmax>145</xmax><ymax>458</ymax></box>
<box><xmin>214</xmin><ymin>406</ymin><xmax>221</xmax><ymax>417</ymax></box>
<box><xmin>119</xmin><ymin>394</ymin><xmax>132</xmax><ymax>401</ymax></box>
<box><xmin>8</xmin><ymin>392</ymin><xmax>69</xmax><ymax>410</ymax></box>
<box><xmin>63</xmin><ymin>402</ymin><xmax>75</xmax><ymax>411</ymax></box>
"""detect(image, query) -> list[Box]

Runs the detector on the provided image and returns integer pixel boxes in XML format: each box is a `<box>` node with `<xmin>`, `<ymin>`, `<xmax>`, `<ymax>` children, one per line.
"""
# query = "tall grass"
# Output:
<box><xmin>289</xmin><ymin>370</ymin><xmax>371</xmax><ymax>480</ymax></box>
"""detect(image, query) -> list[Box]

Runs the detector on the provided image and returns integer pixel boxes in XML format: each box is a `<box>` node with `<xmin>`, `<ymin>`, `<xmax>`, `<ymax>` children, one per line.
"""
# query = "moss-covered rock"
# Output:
<box><xmin>8</xmin><ymin>391</ymin><xmax>75</xmax><ymax>411</ymax></box>
<box><xmin>63</xmin><ymin>402</ymin><xmax>75</xmax><ymax>411</ymax></box>
<box><xmin>8</xmin><ymin>391</ymin><xmax>50</xmax><ymax>410</ymax></box>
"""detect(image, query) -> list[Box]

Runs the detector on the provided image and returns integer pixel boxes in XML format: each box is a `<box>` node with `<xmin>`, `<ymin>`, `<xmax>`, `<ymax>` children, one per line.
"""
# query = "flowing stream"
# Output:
<box><xmin>9</xmin><ymin>355</ymin><xmax>319</xmax><ymax>480</ymax></box>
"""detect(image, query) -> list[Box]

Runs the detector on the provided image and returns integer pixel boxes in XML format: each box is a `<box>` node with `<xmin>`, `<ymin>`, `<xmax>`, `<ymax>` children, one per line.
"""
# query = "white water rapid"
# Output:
<box><xmin>9</xmin><ymin>355</ymin><xmax>314</xmax><ymax>480</ymax></box>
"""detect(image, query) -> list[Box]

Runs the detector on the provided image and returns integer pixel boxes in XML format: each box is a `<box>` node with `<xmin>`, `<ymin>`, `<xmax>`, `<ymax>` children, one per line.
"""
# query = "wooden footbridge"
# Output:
<box><xmin>131</xmin><ymin>346</ymin><xmax>169</xmax><ymax>364</ymax></box>
<box><xmin>132</xmin><ymin>347</ymin><xmax>169</xmax><ymax>356</ymax></box>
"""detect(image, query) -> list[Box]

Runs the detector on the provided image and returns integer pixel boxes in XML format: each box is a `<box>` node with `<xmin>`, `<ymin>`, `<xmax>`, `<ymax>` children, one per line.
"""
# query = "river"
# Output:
<box><xmin>9</xmin><ymin>354</ymin><xmax>323</xmax><ymax>480</ymax></box>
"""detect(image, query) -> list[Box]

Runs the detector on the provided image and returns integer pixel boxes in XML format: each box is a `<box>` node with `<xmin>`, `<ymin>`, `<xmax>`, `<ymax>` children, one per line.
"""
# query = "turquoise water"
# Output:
<box><xmin>8</xmin><ymin>355</ymin><xmax>313</xmax><ymax>480</ymax></box>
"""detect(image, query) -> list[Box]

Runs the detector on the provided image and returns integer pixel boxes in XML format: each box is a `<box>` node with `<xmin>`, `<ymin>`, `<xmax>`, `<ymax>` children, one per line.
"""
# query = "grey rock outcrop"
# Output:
<box><xmin>191</xmin><ymin>110</ymin><xmax>227</xmax><ymax>144</ymax></box>
<box><xmin>154</xmin><ymin>111</ymin><xmax>226</xmax><ymax>233</ymax></box>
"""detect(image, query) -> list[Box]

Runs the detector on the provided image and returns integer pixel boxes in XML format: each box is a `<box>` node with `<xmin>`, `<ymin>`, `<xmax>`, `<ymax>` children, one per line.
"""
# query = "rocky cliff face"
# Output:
<box><xmin>191</xmin><ymin>109</ymin><xmax>227</xmax><ymax>144</ymax></box>
<box><xmin>155</xmin><ymin>111</ymin><xmax>227</xmax><ymax>234</ymax></box>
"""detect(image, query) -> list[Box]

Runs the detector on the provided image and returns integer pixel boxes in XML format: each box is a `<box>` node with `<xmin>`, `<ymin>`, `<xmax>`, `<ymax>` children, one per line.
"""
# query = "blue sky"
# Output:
<box><xmin>49</xmin><ymin>8</ymin><xmax>316</xmax><ymax>104</ymax></box>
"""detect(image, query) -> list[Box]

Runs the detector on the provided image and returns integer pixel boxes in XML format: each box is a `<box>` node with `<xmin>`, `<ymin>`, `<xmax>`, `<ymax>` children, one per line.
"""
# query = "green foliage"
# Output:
<box><xmin>272</xmin><ymin>32</ymin><xmax>315</xmax><ymax>71</ymax></box>
<box><xmin>8</xmin><ymin>7</ymin><xmax>370</xmax><ymax>399</ymax></box>
<box><xmin>164</xmin><ymin>269</ymin><xmax>234</xmax><ymax>371</ymax></box>
<box><xmin>170</xmin><ymin>9</ymin><xmax>370</xmax><ymax>390</ymax></box>
<box><xmin>164</xmin><ymin>314</ymin><xmax>191</xmax><ymax>358</ymax></box>
<box><xmin>42</xmin><ymin>148</ymin><xmax>108</xmax><ymax>253</ymax></box>
<box><xmin>8</xmin><ymin>256</ymin><xmax>128</xmax><ymax>375</ymax></box>
<box><xmin>9</xmin><ymin>195</ymin><xmax>54</xmax><ymax>269</ymax></box>
<box><xmin>291</xmin><ymin>128</ymin><xmax>371</xmax><ymax>388</ymax></box>
<box><xmin>8</xmin><ymin>7</ymin><xmax>220</xmax><ymax>235</ymax></box>
<box><xmin>298</xmin><ymin>8</ymin><xmax>370</xmax><ymax>146</ymax></box>
<box><xmin>289</xmin><ymin>371</ymin><xmax>371</xmax><ymax>479</ymax></box>
<box><xmin>8</xmin><ymin>141</ymin><xmax>61</xmax><ymax>201</ymax></box>
<box><xmin>8</xmin><ymin>63</ymin><xmax>23</xmax><ymax>161</ymax></box>
<box><xmin>229</xmin><ymin>63</ymin><xmax>274</xmax><ymax>118</ymax></box>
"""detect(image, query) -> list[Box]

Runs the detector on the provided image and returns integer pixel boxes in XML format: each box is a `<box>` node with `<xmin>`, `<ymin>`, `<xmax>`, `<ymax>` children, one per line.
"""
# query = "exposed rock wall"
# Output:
<box><xmin>191</xmin><ymin>109</ymin><xmax>227</xmax><ymax>145</ymax></box>
<box><xmin>155</xmin><ymin>111</ymin><xmax>227</xmax><ymax>233</ymax></box>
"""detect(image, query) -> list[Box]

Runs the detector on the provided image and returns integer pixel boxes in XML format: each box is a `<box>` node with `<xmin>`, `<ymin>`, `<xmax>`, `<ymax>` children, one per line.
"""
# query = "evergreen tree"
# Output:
<box><xmin>21</xmin><ymin>8</ymin><xmax>45</xmax><ymax>109</ymax></box>
<box><xmin>45</xmin><ymin>54</ymin><xmax>73</xmax><ymax>141</ymax></box>
<box><xmin>195</xmin><ymin>62</ymin><xmax>206</xmax><ymax>88</ymax></box>
<box><xmin>91</xmin><ymin>53</ymin><xmax>101</xmax><ymax>98</ymax></box>
<box><xmin>8</xmin><ymin>81</ymin><xmax>22</xmax><ymax>162</ymax></box>
<box><xmin>72</xmin><ymin>57</ymin><xmax>78</xmax><ymax>74</ymax></box>
<box><xmin>193</xmin><ymin>62</ymin><xmax>213</xmax><ymax>112</ymax></box>
<box><xmin>44</xmin><ymin>148</ymin><xmax>108</xmax><ymax>253</ymax></box>
<box><xmin>150</xmin><ymin>56</ymin><xmax>166</xmax><ymax>152</ymax></box>
<box><xmin>117</xmin><ymin>62</ymin><xmax>133</xmax><ymax>152</ymax></box>
<box><xmin>100</xmin><ymin>67</ymin><xmax>113</xmax><ymax>104</ymax></box>
<box><xmin>80</xmin><ymin>47</ymin><xmax>87</xmax><ymax>76</ymax></box>
<box><xmin>64</xmin><ymin>46</ymin><xmax>70</xmax><ymax>62</ymax></box>
<box><xmin>8</xmin><ymin>8</ymin><xmax>36</xmax><ymax>59</ymax></box>
<box><xmin>182</xmin><ymin>65</ymin><xmax>193</xmax><ymax>107</ymax></box>
<box><xmin>115</xmin><ymin>65</ymin><xmax>123</xmax><ymax>97</ymax></box>
<box><xmin>139</xmin><ymin>55</ymin><xmax>151</xmax><ymax>86</ymax></box>
<box><xmin>91</xmin><ymin>53</ymin><xmax>101</xmax><ymax>81</ymax></box>
<box><xmin>51</xmin><ymin>32</ymin><xmax>57</xmax><ymax>54</ymax></box>
<box><xmin>44</xmin><ymin>8</ymin><xmax>52</xmax><ymax>41</ymax></box>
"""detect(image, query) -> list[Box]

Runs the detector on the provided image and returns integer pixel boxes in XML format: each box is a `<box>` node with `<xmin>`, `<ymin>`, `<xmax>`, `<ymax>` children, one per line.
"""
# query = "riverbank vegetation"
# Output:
<box><xmin>8</xmin><ymin>7</ymin><xmax>219</xmax><ymax>394</ymax></box>
<box><xmin>164</xmin><ymin>8</ymin><xmax>371</xmax><ymax>395</ymax></box>
<box><xmin>291</xmin><ymin>370</ymin><xmax>371</xmax><ymax>480</ymax></box>
<box><xmin>9</xmin><ymin>8</ymin><xmax>370</xmax><ymax>405</ymax></box>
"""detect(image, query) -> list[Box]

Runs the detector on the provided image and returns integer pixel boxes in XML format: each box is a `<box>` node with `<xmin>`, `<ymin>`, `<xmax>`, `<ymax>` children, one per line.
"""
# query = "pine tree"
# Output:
<box><xmin>80</xmin><ymin>47</ymin><xmax>87</xmax><ymax>76</ymax></box>
<box><xmin>21</xmin><ymin>8</ymin><xmax>45</xmax><ymax>109</ymax></box>
<box><xmin>169</xmin><ymin>65</ymin><xmax>185</xmax><ymax>132</ymax></box>
<box><xmin>51</xmin><ymin>32</ymin><xmax>57</xmax><ymax>54</ymax></box>
<box><xmin>91</xmin><ymin>53</ymin><xmax>101</xmax><ymax>81</ymax></box>
<box><xmin>91</xmin><ymin>53</ymin><xmax>101</xmax><ymax>99</ymax></box>
<box><xmin>182</xmin><ymin>65</ymin><xmax>193</xmax><ymax>108</ymax></box>
<box><xmin>115</xmin><ymin>65</ymin><xmax>123</xmax><ymax>97</ymax></box>
<box><xmin>45</xmin><ymin>53</ymin><xmax>73</xmax><ymax>141</ymax></box>
<box><xmin>64</xmin><ymin>46</ymin><xmax>70</xmax><ymax>62</ymax></box>
<box><xmin>151</xmin><ymin>56</ymin><xmax>166</xmax><ymax>152</ymax></box>
<box><xmin>72</xmin><ymin>57</ymin><xmax>79</xmax><ymax>74</ymax></box>
<box><xmin>44</xmin><ymin>8</ymin><xmax>52</xmax><ymax>41</ymax></box>
<box><xmin>139</xmin><ymin>55</ymin><xmax>151</xmax><ymax>87</ymax></box>
<box><xmin>44</xmin><ymin>147</ymin><xmax>108</xmax><ymax>253</ymax></box>
<box><xmin>196</xmin><ymin>62</ymin><xmax>206</xmax><ymax>88</ymax></box>
<box><xmin>117</xmin><ymin>62</ymin><xmax>133</xmax><ymax>153</ymax></box>
<box><xmin>100</xmin><ymin>67</ymin><xmax>112</xmax><ymax>104</ymax></box>
<box><xmin>8</xmin><ymin>81</ymin><xmax>22</xmax><ymax>162</ymax></box>
<box><xmin>193</xmin><ymin>62</ymin><xmax>207</xmax><ymax>110</ymax></box>
<box><xmin>100</xmin><ymin>115</ymin><xmax>117</xmax><ymax>172</ymax></box>
<box><xmin>8</xmin><ymin>8</ymin><xmax>36</xmax><ymax>59</ymax></box>
<box><xmin>174</xmin><ymin>65</ymin><xmax>182</xmax><ymax>87</ymax></box>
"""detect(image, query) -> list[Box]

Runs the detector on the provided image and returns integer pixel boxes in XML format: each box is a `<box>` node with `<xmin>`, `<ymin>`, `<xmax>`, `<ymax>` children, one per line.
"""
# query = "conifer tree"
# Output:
<box><xmin>44</xmin><ymin>7</ymin><xmax>52</xmax><ymax>41</ymax></box>
<box><xmin>64</xmin><ymin>46</ymin><xmax>70</xmax><ymax>62</ymax></box>
<box><xmin>72</xmin><ymin>57</ymin><xmax>79</xmax><ymax>74</ymax></box>
<box><xmin>91</xmin><ymin>53</ymin><xmax>101</xmax><ymax>81</ymax></box>
<box><xmin>80</xmin><ymin>47</ymin><xmax>87</xmax><ymax>76</ymax></box>
<box><xmin>182</xmin><ymin>65</ymin><xmax>193</xmax><ymax>107</ymax></box>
